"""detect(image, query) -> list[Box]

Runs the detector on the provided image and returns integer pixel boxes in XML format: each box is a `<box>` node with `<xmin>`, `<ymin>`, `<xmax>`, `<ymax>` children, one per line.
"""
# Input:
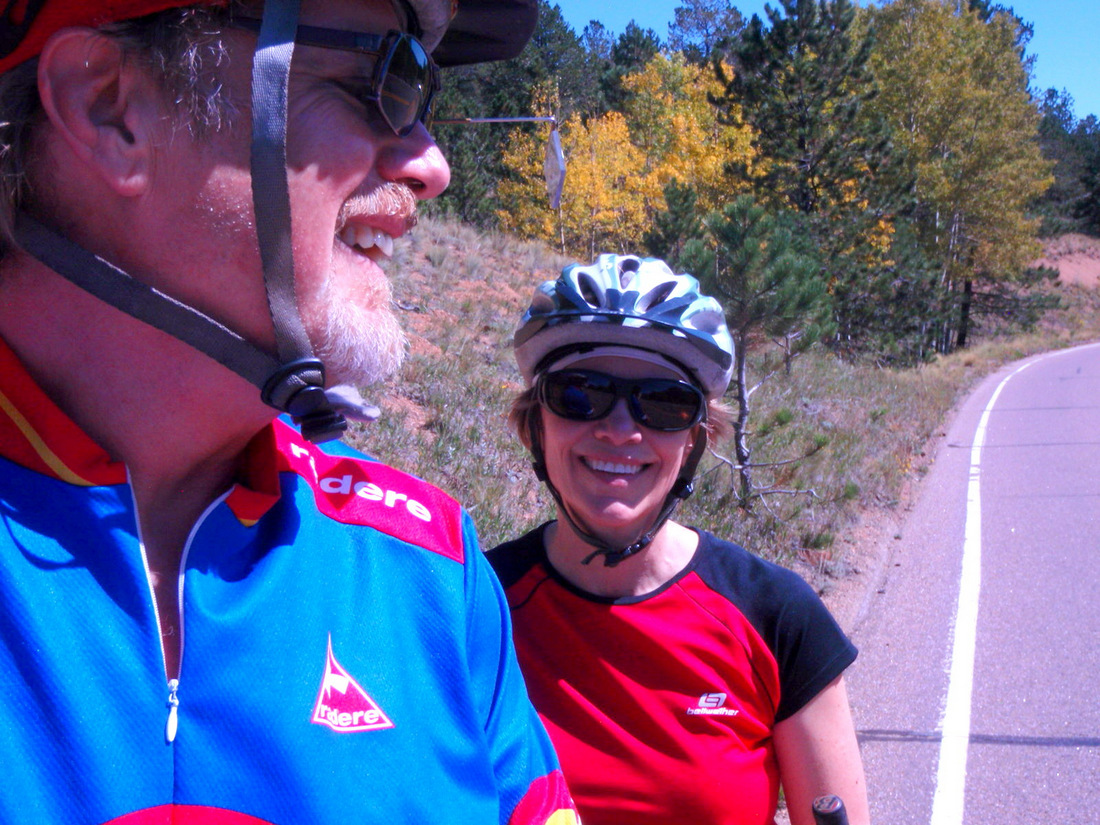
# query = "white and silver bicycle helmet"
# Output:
<box><xmin>515</xmin><ymin>254</ymin><xmax>734</xmax><ymax>398</ymax></box>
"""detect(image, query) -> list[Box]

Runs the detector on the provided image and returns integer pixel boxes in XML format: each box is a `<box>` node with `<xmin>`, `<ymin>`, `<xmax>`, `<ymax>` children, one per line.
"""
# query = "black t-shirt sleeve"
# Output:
<box><xmin>485</xmin><ymin>525</ymin><xmax>547</xmax><ymax>589</ymax></box>
<box><xmin>692</xmin><ymin>531</ymin><xmax>857</xmax><ymax>722</ymax></box>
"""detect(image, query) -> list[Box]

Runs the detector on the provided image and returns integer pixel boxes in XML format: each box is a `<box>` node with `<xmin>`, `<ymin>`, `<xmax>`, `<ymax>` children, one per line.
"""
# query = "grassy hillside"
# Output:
<box><xmin>348</xmin><ymin>216</ymin><xmax>1100</xmax><ymax>584</ymax></box>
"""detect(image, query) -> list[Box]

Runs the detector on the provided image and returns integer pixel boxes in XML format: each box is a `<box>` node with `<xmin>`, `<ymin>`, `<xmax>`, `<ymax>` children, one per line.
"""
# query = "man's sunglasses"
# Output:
<box><xmin>232</xmin><ymin>17</ymin><xmax>440</xmax><ymax>137</ymax></box>
<box><xmin>537</xmin><ymin>370</ymin><xmax>706</xmax><ymax>433</ymax></box>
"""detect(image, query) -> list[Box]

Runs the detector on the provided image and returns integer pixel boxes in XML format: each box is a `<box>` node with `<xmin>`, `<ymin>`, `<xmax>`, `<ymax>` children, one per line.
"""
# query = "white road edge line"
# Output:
<box><xmin>929</xmin><ymin>358</ymin><xmax>1035</xmax><ymax>825</ymax></box>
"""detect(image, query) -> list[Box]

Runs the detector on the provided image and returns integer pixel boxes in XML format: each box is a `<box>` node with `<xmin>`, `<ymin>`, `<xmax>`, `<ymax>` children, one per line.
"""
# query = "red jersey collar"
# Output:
<box><xmin>0</xmin><ymin>335</ymin><xmax>282</xmax><ymax>523</ymax></box>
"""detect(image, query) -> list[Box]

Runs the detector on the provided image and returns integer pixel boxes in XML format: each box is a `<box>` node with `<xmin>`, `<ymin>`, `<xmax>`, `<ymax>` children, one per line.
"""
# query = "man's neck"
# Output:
<box><xmin>0</xmin><ymin>252</ymin><xmax>273</xmax><ymax>545</ymax></box>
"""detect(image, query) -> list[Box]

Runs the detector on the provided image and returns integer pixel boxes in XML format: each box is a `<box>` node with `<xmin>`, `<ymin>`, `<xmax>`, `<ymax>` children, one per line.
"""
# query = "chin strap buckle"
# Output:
<box><xmin>296</xmin><ymin>406</ymin><xmax>348</xmax><ymax>443</ymax></box>
<box><xmin>581</xmin><ymin>536</ymin><xmax>653</xmax><ymax>568</ymax></box>
<box><xmin>261</xmin><ymin>358</ymin><xmax>348</xmax><ymax>443</ymax></box>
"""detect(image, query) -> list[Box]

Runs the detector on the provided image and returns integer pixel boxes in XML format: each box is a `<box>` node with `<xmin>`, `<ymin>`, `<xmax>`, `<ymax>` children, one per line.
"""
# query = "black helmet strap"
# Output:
<box><xmin>247</xmin><ymin>0</ymin><xmax>347</xmax><ymax>441</ymax></box>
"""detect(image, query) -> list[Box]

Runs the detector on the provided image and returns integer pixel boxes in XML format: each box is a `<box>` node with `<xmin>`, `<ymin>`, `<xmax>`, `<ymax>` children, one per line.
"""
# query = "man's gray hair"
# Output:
<box><xmin>0</xmin><ymin>5</ymin><xmax>244</xmax><ymax>256</ymax></box>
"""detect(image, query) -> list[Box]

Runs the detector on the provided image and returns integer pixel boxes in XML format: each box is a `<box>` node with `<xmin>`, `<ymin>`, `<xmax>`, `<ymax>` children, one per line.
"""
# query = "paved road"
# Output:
<box><xmin>845</xmin><ymin>342</ymin><xmax>1100</xmax><ymax>824</ymax></box>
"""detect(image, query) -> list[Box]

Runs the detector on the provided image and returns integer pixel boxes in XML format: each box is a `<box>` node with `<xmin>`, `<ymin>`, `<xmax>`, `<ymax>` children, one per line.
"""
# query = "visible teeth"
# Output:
<box><xmin>587</xmin><ymin>458</ymin><xmax>641</xmax><ymax>475</ymax></box>
<box><xmin>339</xmin><ymin>225</ymin><xmax>395</xmax><ymax>258</ymax></box>
<box><xmin>355</xmin><ymin>226</ymin><xmax>375</xmax><ymax>249</ymax></box>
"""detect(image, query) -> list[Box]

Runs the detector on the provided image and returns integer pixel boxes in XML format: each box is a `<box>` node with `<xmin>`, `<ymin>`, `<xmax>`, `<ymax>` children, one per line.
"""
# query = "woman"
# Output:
<box><xmin>488</xmin><ymin>254</ymin><xmax>870</xmax><ymax>825</ymax></box>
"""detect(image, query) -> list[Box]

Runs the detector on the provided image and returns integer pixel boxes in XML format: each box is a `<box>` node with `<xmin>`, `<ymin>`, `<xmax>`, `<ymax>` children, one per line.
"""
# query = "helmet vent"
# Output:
<box><xmin>577</xmin><ymin>273</ymin><xmax>603</xmax><ymax>307</ymax></box>
<box><xmin>617</xmin><ymin>257</ymin><xmax>641</xmax><ymax>287</ymax></box>
<box><xmin>638</xmin><ymin>282</ymin><xmax>675</xmax><ymax>312</ymax></box>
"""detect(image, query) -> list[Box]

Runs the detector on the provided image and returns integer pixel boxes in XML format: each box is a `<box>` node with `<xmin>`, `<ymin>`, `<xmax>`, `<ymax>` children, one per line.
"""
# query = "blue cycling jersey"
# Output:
<box><xmin>0</xmin><ymin>338</ymin><xmax>575</xmax><ymax>825</ymax></box>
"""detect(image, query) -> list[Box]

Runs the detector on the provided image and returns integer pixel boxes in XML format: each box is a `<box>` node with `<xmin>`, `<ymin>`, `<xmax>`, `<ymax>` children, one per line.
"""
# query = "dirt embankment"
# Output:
<box><xmin>1034</xmin><ymin>233</ymin><xmax>1100</xmax><ymax>287</ymax></box>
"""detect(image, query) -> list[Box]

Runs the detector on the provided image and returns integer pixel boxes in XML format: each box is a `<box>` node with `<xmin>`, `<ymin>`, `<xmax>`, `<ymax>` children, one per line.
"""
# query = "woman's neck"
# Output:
<box><xmin>543</xmin><ymin>519</ymin><xmax>699</xmax><ymax>599</ymax></box>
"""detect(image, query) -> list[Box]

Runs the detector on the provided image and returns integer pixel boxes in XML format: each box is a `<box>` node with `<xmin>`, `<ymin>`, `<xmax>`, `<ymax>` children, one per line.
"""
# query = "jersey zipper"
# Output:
<box><xmin>166</xmin><ymin>679</ymin><xmax>180</xmax><ymax>743</ymax></box>
<box><xmin>130</xmin><ymin>474</ymin><xmax>231</xmax><ymax>744</ymax></box>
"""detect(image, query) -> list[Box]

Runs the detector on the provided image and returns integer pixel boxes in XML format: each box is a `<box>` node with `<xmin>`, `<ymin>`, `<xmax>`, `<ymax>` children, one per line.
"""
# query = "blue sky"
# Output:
<box><xmin>551</xmin><ymin>0</ymin><xmax>1100</xmax><ymax>121</ymax></box>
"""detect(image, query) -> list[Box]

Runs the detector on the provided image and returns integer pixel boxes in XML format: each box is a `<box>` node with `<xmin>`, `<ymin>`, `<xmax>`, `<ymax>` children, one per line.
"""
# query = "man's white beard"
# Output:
<box><xmin>313</xmin><ymin>183</ymin><xmax>416</xmax><ymax>388</ymax></box>
<box><xmin>313</xmin><ymin>288</ymin><xmax>407</xmax><ymax>388</ymax></box>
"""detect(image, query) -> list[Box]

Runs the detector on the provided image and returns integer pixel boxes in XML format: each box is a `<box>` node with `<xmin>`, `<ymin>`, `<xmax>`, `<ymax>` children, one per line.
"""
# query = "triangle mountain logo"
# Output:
<box><xmin>311</xmin><ymin>636</ymin><xmax>395</xmax><ymax>733</ymax></box>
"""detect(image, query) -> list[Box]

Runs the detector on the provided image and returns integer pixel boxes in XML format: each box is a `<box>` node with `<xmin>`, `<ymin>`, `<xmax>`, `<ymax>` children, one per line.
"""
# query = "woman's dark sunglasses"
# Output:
<box><xmin>537</xmin><ymin>370</ymin><xmax>706</xmax><ymax>432</ymax></box>
<box><xmin>232</xmin><ymin>17</ymin><xmax>440</xmax><ymax>137</ymax></box>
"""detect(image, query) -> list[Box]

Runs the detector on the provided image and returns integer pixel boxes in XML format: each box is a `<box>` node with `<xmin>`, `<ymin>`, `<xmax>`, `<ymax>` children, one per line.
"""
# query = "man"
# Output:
<box><xmin>0</xmin><ymin>1</ymin><xmax>577</xmax><ymax>823</ymax></box>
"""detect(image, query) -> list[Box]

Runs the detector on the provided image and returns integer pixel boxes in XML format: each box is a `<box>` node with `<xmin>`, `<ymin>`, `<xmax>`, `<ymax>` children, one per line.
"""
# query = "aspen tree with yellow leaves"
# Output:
<box><xmin>497</xmin><ymin>53</ymin><xmax>754</xmax><ymax>258</ymax></box>
<box><xmin>498</xmin><ymin>104</ymin><xmax>650</xmax><ymax>258</ymax></box>
<box><xmin>622</xmin><ymin>53</ymin><xmax>755</xmax><ymax>217</ymax></box>
<box><xmin>867</xmin><ymin>0</ymin><xmax>1053</xmax><ymax>349</ymax></box>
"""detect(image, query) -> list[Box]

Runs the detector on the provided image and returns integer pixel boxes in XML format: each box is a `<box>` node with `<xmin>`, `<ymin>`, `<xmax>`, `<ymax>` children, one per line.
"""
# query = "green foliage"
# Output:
<box><xmin>1076</xmin><ymin>117</ymin><xmax>1100</xmax><ymax>234</ymax></box>
<box><xmin>603</xmin><ymin>22</ymin><xmax>663</xmax><ymax>110</ymax></box>
<box><xmin>685</xmin><ymin>196</ymin><xmax>829</xmax><ymax>345</ymax></box>
<box><xmin>867</xmin><ymin>0</ymin><xmax>1054</xmax><ymax>347</ymax></box>
<box><xmin>713</xmin><ymin>0</ymin><xmax>912</xmax><ymax>359</ymax></box>
<box><xmin>717</xmin><ymin>0</ymin><xmax>886</xmax><ymax>216</ymax></box>
<box><xmin>836</xmin><ymin>217</ymin><xmax>954</xmax><ymax>363</ymax></box>
<box><xmin>643</xmin><ymin>179</ymin><xmax>703</xmax><ymax>268</ymax></box>
<box><xmin>1034</xmin><ymin>88</ymin><xmax>1091</xmax><ymax>236</ymax></box>
<box><xmin>681</xmin><ymin>194</ymin><xmax>829</xmax><ymax>507</ymax></box>
<box><xmin>667</xmin><ymin>0</ymin><xmax>745</xmax><ymax>64</ymax></box>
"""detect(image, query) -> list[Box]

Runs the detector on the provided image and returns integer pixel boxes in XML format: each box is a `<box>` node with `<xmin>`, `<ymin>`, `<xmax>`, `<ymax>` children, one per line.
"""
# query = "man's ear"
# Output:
<box><xmin>36</xmin><ymin>28</ymin><xmax>157</xmax><ymax>197</ymax></box>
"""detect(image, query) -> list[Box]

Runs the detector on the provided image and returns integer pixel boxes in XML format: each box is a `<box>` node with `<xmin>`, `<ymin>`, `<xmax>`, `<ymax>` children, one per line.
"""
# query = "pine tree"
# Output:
<box><xmin>1035</xmin><ymin>88</ymin><xmax>1089</xmax><ymax>235</ymax></box>
<box><xmin>680</xmin><ymin>195</ymin><xmax>828</xmax><ymax>507</ymax></box>
<box><xmin>717</xmin><ymin>0</ymin><xmax>884</xmax><ymax>215</ymax></box>
<box><xmin>1073</xmin><ymin>117</ymin><xmax>1100</xmax><ymax>235</ymax></box>
<box><xmin>713</xmin><ymin>0</ymin><xmax>904</xmax><ymax>356</ymax></box>
<box><xmin>601</xmin><ymin>23</ymin><xmax>662</xmax><ymax>112</ymax></box>
<box><xmin>667</xmin><ymin>0</ymin><xmax>744</xmax><ymax>64</ymax></box>
<box><xmin>644</xmin><ymin>180</ymin><xmax>702</xmax><ymax>268</ymax></box>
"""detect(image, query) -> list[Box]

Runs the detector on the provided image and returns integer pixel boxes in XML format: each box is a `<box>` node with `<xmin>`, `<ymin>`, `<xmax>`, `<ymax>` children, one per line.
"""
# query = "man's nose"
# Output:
<box><xmin>375</xmin><ymin>122</ymin><xmax>450</xmax><ymax>200</ymax></box>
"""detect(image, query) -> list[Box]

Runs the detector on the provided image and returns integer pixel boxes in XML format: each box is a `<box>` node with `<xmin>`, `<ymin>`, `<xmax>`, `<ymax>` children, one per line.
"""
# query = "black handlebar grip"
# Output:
<box><xmin>812</xmin><ymin>794</ymin><xmax>849</xmax><ymax>825</ymax></box>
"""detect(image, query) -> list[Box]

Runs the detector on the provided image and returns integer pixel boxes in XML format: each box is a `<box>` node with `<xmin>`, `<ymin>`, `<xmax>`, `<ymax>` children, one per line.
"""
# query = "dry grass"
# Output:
<box><xmin>348</xmin><ymin>217</ymin><xmax>1100</xmax><ymax>577</ymax></box>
